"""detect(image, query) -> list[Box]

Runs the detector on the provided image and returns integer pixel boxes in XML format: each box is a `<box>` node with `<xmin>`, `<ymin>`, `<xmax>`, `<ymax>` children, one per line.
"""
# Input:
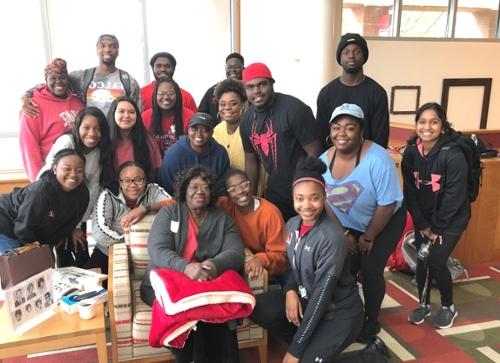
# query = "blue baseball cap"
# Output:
<box><xmin>329</xmin><ymin>103</ymin><xmax>365</xmax><ymax>126</ymax></box>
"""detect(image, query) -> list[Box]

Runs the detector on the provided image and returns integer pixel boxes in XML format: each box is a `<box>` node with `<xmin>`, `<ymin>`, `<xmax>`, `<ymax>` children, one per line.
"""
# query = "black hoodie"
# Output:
<box><xmin>402</xmin><ymin>131</ymin><xmax>470</xmax><ymax>234</ymax></box>
<box><xmin>0</xmin><ymin>171</ymin><xmax>89</xmax><ymax>245</ymax></box>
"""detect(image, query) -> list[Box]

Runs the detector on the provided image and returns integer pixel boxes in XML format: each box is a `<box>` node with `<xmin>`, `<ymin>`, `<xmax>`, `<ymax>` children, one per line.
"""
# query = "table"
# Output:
<box><xmin>0</xmin><ymin>303</ymin><xmax>107</xmax><ymax>362</ymax></box>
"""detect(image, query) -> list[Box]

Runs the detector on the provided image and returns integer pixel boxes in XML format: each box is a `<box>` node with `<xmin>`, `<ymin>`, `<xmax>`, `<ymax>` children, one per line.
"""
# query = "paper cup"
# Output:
<box><xmin>78</xmin><ymin>298</ymin><xmax>96</xmax><ymax>320</ymax></box>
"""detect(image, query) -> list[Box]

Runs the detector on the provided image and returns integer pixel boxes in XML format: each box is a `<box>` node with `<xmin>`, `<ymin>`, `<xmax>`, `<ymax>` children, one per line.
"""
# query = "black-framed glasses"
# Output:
<box><xmin>226</xmin><ymin>180</ymin><xmax>250</xmax><ymax>193</ymax></box>
<box><xmin>120</xmin><ymin>177</ymin><xmax>146</xmax><ymax>187</ymax></box>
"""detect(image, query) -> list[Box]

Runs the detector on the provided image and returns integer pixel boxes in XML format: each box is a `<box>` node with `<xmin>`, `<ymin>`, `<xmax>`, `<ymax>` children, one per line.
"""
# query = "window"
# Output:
<box><xmin>342</xmin><ymin>0</ymin><xmax>500</xmax><ymax>39</ymax></box>
<box><xmin>0</xmin><ymin>2</ymin><xmax>47</xmax><ymax>170</ymax></box>
<box><xmin>400</xmin><ymin>0</ymin><xmax>449</xmax><ymax>37</ymax></box>
<box><xmin>455</xmin><ymin>0</ymin><xmax>499</xmax><ymax>38</ymax></box>
<box><xmin>240</xmin><ymin>0</ymin><xmax>326</xmax><ymax>110</ymax></box>
<box><xmin>342</xmin><ymin>1</ymin><xmax>395</xmax><ymax>37</ymax></box>
<box><xmin>144</xmin><ymin>0</ymin><xmax>231</xmax><ymax>103</ymax></box>
<box><xmin>46</xmin><ymin>0</ymin><xmax>145</xmax><ymax>85</ymax></box>
<box><xmin>0</xmin><ymin>0</ymin><xmax>231</xmax><ymax>173</ymax></box>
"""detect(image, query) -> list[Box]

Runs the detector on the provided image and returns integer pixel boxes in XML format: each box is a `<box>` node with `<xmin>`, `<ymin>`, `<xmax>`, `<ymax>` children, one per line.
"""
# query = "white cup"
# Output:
<box><xmin>78</xmin><ymin>298</ymin><xmax>97</xmax><ymax>320</ymax></box>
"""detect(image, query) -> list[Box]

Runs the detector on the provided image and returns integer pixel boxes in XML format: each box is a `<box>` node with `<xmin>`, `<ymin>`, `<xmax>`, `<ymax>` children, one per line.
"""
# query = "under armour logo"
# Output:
<box><xmin>304</xmin><ymin>245</ymin><xmax>311</xmax><ymax>251</ymax></box>
<box><xmin>315</xmin><ymin>357</ymin><xmax>323</xmax><ymax>362</ymax></box>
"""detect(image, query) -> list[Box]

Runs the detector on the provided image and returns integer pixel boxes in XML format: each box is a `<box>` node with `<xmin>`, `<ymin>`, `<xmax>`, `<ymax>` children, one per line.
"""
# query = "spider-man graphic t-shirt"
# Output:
<box><xmin>240</xmin><ymin>93</ymin><xmax>319</xmax><ymax>219</ymax></box>
<box><xmin>320</xmin><ymin>143</ymin><xmax>403</xmax><ymax>232</ymax></box>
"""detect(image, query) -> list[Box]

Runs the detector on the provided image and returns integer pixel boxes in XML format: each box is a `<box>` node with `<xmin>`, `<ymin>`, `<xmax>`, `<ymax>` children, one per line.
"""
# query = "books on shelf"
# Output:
<box><xmin>53</xmin><ymin>266</ymin><xmax>107</xmax><ymax>302</ymax></box>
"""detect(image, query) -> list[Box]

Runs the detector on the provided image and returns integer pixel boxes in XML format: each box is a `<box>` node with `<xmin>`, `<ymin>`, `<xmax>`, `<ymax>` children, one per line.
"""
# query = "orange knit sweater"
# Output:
<box><xmin>217</xmin><ymin>196</ymin><xmax>287</xmax><ymax>275</ymax></box>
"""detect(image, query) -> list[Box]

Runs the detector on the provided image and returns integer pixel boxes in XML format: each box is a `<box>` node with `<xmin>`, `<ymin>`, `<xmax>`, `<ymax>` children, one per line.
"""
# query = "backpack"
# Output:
<box><xmin>402</xmin><ymin>230</ymin><xmax>469</xmax><ymax>281</ymax></box>
<box><xmin>387</xmin><ymin>212</ymin><xmax>414</xmax><ymax>273</ymax></box>
<box><xmin>436</xmin><ymin>132</ymin><xmax>483</xmax><ymax>203</ymax></box>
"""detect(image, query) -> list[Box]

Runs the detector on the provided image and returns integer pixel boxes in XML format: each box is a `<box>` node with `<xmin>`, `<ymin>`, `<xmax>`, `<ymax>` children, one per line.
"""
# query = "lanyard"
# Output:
<box><xmin>292</xmin><ymin>226</ymin><xmax>313</xmax><ymax>299</ymax></box>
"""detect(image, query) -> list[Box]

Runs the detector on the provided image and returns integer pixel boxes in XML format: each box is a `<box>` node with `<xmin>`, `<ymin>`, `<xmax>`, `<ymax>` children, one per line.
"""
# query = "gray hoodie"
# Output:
<box><xmin>92</xmin><ymin>183</ymin><xmax>171</xmax><ymax>255</ymax></box>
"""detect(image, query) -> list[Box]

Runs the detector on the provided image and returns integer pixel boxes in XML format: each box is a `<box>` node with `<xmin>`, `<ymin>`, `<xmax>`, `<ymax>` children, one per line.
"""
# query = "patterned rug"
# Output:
<box><xmin>2</xmin><ymin>262</ymin><xmax>499</xmax><ymax>363</ymax></box>
<box><xmin>376</xmin><ymin>262</ymin><xmax>500</xmax><ymax>363</ymax></box>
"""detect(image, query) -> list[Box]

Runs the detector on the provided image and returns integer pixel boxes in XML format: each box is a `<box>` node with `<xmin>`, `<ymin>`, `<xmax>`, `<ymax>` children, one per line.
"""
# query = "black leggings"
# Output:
<box><xmin>168</xmin><ymin>321</ymin><xmax>240</xmax><ymax>363</ymax></box>
<box><xmin>251</xmin><ymin>290</ymin><xmax>388</xmax><ymax>362</ymax></box>
<box><xmin>350</xmin><ymin>205</ymin><xmax>406</xmax><ymax>323</ymax></box>
<box><xmin>84</xmin><ymin>247</ymin><xmax>109</xmax><ymax>275</ymax></box>
<box><xmin>414</xmin><ymin>229</ymin><xmax>463</xmax><ymax>306</ymax></box>
<box><xmin>55</xmin><ymin>221</ymin><xmax>90</xmax><ymax>268</ymax></box>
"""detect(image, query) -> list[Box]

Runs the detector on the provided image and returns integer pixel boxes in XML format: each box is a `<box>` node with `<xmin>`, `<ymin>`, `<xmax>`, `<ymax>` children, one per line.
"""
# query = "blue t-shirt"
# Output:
<box><xmin>320</xmin><ymin>143</ymin><xmax>403</xmax><ymax>232</ymax></box>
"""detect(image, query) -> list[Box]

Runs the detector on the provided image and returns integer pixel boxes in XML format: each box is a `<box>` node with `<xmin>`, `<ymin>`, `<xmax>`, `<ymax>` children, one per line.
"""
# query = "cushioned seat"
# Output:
<box><xmin>108</xmin><ymin>214</ymin><xmax>268</xmax><ymax>363</ymax></box>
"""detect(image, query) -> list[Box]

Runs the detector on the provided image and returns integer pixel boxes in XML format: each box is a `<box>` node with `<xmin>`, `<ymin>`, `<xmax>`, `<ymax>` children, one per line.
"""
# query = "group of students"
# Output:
<box><xmin>0</xmin><ymin>32</ymin><xmax>472</xmax><ymax>363</ymax></box>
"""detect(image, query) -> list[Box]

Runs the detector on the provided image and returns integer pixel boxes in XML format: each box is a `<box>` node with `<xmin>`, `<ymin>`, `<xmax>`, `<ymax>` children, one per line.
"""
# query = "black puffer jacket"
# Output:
<box><xmin>0</xmin><ymin>171</ymin><xmax>89</xmax><ymax>245</ymax></box>
<box><xmin>402</xmin><ymin>131</ymin><xmax>470</xmax><ymax>234</ymax></box>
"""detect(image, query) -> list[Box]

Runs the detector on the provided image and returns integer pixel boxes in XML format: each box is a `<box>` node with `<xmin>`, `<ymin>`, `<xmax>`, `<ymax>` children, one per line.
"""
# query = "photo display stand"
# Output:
<box><xmin>4</xmin><ymin>268</ymin><xmax>55</xmax><ymax>334</ymax></box>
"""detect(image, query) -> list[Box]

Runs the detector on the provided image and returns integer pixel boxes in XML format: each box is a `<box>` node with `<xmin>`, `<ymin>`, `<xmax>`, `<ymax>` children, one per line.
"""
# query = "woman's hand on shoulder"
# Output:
<box><xmin>285</xmin><ymin>290</ymin><xmax>303</xmax><ymax>327</ymax></box>
<box><xmin>120</xmin><ymin>206</ymin><xmax>147</xmax><ymax>229</ymax></box>
<box><xmin>282</xmin><ymin>352</ymin><xmax>299</xmax><ymax>363</ymax></box>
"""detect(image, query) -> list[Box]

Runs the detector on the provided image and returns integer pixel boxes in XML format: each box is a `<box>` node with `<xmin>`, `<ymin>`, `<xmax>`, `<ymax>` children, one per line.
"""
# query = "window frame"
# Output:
<box><xmin>342</xmin><ymin>0</ymin><xmax>500</xmax><ymax>40</ymax></box>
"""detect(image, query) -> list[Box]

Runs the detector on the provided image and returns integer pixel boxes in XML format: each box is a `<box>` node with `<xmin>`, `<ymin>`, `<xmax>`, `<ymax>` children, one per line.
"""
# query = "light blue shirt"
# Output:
<box><xmin>320</xmin><ymin>143</ymin><xmax>403</xmax><ymax>232</ymax></box>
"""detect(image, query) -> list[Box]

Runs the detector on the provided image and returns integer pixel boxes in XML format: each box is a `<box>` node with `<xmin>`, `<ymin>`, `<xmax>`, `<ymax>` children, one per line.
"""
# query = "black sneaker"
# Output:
<box><xmin>433</xmin><ymin>305</ymin><xmax>457</xmax><ymax>329</ymax></box>
<box><xmin>361</xmin><ymin>335</ymin><xmax>391</xmax><ymax>361</ymax></box>
<box><xmin>357</xmin><ymin>319</ymin><xmax>381</xmax><ymax>343</ymax></box>
<box><xmin>408</xmin><ymin>304</ymin><xmax>431</xmax><ymax>325</ymax></box>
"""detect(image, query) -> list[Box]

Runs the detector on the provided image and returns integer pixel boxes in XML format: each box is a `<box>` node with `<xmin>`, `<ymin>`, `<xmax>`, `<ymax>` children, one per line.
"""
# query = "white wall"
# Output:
<box><xmin>365</xmin><ymin>39</ymin><xmax>500</xmax><ymax>129</ymax></box>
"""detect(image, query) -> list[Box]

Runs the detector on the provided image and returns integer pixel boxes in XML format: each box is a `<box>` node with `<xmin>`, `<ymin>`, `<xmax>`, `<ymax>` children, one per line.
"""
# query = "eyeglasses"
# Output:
<box><xmin>226</xmin><ymin>180</ymin><xmax>250</xmax><ymax>193</ymax></box>
<box><xmin>120</xmin><ymin>177</ymin><xmax>146</xmax><ymax>187</ymax></box>
<box><xmin>225</xmin><ymin>64</ymin><xmax>243</xmax><ymax>71</ymax></box>
<box><xmin>188</xmin><ymin>184</ymin><xmax>211</xmax><ymax>193</ymax></box>
<box><xmin>157</xmin><ymin>91</ymin><xmax>176</xmax><ymax>98</ymax></box>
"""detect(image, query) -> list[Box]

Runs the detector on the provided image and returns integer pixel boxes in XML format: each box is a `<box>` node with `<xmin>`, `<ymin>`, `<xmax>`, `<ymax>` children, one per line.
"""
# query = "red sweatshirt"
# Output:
<box><xmin>140</xmin><ymin>81</ymin><xmax>197</xmax><ymax>113</ymax></box>
<box><xmin>141</xmin><ymin>107</ymin><xmax>194</xmax><ymax>156</ymax></box>
<box><xmin>19</xmin><ymin>85</ymin><xmax>84</xmax><ymax>181</ymax></box>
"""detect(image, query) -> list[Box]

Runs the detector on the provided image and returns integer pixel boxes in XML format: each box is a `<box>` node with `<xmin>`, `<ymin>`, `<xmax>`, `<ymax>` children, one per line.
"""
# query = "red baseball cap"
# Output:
<box><xmin>242</xmin><ymin>62</ymin><xmax>275</xmax><ymax>84</ymax></box>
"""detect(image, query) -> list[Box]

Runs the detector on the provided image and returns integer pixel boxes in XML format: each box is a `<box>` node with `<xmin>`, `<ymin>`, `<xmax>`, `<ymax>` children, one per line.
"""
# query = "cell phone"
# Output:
<box><xmin>68</xmin><ymin>289</ymin><xmax>105</xmax><ymax>302</ymax></box>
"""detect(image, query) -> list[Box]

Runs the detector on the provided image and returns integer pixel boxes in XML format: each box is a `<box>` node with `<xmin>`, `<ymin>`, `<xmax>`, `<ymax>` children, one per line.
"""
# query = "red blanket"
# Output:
<box><xmin>149</xmin><ymin>269</ymin><xmax>255</xmax><ymax>348</ymax></box>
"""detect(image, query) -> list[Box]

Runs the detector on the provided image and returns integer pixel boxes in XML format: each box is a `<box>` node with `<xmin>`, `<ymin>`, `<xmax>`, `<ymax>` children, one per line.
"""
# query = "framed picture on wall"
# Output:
<box><xmin>390</xmin><ymin>85</ymin><xmax>421</xmax><ymax>115</ymax></box>
<box><xmin>441</xmin><ymin>78</ymin><xmax>492</xmax><ymax>130</ymax></box>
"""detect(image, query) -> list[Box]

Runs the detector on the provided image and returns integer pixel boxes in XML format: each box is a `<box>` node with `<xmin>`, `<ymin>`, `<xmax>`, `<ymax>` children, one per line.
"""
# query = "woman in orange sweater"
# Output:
<box><xmin>217</xmin><ymin>168</ymin><xmax>287</xmax><ymax>280</ymax></box>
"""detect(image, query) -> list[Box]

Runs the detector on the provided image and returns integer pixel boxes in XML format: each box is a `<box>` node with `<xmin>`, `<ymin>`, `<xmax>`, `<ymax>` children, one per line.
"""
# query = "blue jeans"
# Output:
<box><xmin>0</xmin><ymin>234</ymin><xmax>21</xmax><ymax>253</ymax></box>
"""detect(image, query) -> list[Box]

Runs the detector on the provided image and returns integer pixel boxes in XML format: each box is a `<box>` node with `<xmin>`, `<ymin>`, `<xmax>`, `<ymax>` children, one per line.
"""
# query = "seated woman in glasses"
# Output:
<box><xmin>88</xmin><ymin>161</ymin><xmax>173</xmax><ymax>274</ymax></box>
<box><xmin>217</xmin><ymin>169</ymin><xmax>287</xmax><ymax>281</ymax></box>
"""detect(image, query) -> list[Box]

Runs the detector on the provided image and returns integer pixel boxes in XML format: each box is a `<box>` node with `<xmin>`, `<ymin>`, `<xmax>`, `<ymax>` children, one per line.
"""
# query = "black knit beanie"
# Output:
<box><xmin>336</xmin><ymin>33</ymin><xmax>369</xmax><ymax>65</ymax></box>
